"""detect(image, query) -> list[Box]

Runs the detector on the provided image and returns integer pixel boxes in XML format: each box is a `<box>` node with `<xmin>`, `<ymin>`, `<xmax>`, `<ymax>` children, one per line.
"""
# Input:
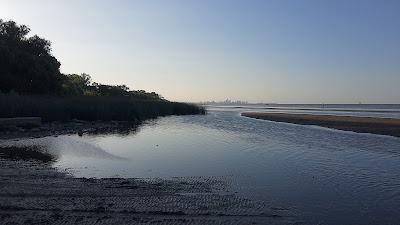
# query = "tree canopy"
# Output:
<box><xmin>0</xmin><ymin>19</ymin><xmax>62</xmax><ymax>94</ymax></box>
<box><xmin>62</xmin><ymin>73</ymin><xmax>162</xmax><ymax>100</ymax></box>
<box><xmin>0</xmin><ymin>19</ymin><xmax>163</xmax><ymax>101</ymax></box>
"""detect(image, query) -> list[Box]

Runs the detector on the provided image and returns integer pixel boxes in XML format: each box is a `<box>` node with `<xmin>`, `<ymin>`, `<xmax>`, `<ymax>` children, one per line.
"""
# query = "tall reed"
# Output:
<box><xmin>0</xmin><ymin>94</ymin><xmax>205</xmax><ymax>122</ymax></box>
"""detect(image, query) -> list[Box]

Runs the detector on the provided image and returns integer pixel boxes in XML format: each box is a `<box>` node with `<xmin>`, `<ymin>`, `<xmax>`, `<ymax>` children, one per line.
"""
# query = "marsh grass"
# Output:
<box><xmin>0</xmin><ymin>94</ymin><xmax>205</xmax><ymax>122</ymax></box>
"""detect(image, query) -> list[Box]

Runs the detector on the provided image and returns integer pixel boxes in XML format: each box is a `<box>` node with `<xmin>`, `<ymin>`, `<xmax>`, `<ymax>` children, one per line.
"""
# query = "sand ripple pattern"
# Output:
<box><xmin>0</xmin><ymin>159</ymin><xmax>293</xmax><ymax>225</ymax></box>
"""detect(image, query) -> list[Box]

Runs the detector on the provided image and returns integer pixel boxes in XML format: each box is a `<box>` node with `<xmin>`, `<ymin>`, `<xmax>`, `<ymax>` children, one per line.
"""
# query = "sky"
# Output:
<box><xmin>1</xmin><ymin>0</ymin><xmax>399</xmax><ymax>103</ymax></box>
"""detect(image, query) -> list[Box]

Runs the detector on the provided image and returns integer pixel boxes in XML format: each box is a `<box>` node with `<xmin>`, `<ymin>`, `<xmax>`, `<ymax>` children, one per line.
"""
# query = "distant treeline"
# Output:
<box><xmin>200</xmin><ymin>99</ymin><xmax>249</xmax><ymax>105</ymax></box>
<box><xmin>0</xmin><ymin>19</ymin><xmax>204</xmax><ymax>121</ymax></box>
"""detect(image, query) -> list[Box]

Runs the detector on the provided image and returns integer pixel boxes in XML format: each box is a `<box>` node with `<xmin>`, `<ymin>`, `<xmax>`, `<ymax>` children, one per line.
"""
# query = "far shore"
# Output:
<box><xmin>242</xmin><ymin>112</ymin><xmax>400</xmax><ymax>138</ymax></box>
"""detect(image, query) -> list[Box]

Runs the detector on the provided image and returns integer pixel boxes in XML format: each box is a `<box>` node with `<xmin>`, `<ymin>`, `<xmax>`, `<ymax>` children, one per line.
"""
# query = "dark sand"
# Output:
<box><xmin>242</xmin><ymin>112</ymin><xmax>400</xmax><ymax>137</ymax></box>
<box><xmin>0</xmin><ymin>120</ymin><xmax>139</xmax><ymax>139</ymax></box>
<box><xmin>0</xmin><ymin>145</ymin><xmax>294</xmax><ymax>225</ymax></box>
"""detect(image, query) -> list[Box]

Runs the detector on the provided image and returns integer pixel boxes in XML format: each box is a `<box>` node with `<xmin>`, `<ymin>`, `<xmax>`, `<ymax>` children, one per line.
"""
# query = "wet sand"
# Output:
<box><xmin>242</xmin><ymin>112</ymin><xmax>400</xmax><ymax>137</ymax></box>
<box><xmin>0</xmin><ymin>147</ymin><xmax>293</xmax><ymax>225</ymax></box>
<box><xmin>0</xmin><ymin>120</ymin><xmax>139</xmax><ymax>140</ymax></box>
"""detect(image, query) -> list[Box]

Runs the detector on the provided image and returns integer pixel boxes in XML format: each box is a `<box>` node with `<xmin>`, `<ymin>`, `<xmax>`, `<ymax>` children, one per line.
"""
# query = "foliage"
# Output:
<box><xmin>0</xmin><ymin>19</ymin><xmax>168</xmax><ymax>101</ymax></box>
<box><xmin>0</xmin><ymin>94</ymin><xmax>205</xmax><ymax>122</ymax></box>
<box><xmin>0</xmin><ymin>19</ymin><xmax>205</xmax><ymax>121</ymax></box>
<box><xmin>61</xmin><ymin>73</ymin><xmax>92</xmax><ymax>96</ymax></box>
<box><xmin>61</xmin><ymin>73</ymin><xmax>163</xmax><ymax>100</ymax></box>
<box><xmin>0</xmin><ymin>19</ymin><xmax>63</xmax><ymax>94</ymax></box>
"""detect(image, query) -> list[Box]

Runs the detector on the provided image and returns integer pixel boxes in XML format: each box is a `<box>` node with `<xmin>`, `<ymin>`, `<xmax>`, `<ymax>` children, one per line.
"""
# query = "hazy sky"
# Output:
<box><xmin>1</xmin><ymin>0</ymin><xmax>399</xmax><ymax>103</ymax></box>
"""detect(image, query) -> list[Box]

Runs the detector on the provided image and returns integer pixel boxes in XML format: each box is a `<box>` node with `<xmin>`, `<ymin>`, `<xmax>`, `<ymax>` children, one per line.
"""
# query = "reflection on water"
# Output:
<box><xmin>0</xmin><ymin>136</ymin><xmax>125</xmax><ymax>162</ymax></box>
<box><xmin>1</xmin><ymin>109</ymin><xmax>400</xmax><ymax>224</ymax></box>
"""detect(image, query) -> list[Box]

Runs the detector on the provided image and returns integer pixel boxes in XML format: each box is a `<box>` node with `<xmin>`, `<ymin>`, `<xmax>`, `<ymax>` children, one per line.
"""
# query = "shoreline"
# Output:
<box><xmin>0</xmin><ymin>121</ymin><xmax>293</xmax><ymax>224</ymax></box>
<box><xmin>0</xmin><ymin>153</ymin><xmax>292</xmax><ymax>224</ymax></box>
<box><xmin>0</xmin><ymin>120</ymin><xmax>141</xmax><ymax>140</ymax></box>
<box><xmin>242</xmin><ymin>112</ymin><xmax>400</xmax><ymax>137</ymax></box>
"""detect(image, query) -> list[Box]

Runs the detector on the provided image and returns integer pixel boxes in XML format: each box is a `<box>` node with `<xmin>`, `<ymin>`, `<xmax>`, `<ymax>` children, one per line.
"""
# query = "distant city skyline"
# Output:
<box><xmin>1</xmin><ymin>0</ymin><xmax>399</xmax><ymax>103</ymax></box>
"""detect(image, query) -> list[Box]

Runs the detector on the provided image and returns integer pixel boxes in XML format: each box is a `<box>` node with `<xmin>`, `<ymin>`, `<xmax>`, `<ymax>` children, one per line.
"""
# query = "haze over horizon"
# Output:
<box><xmin>1</xmin><ymin>0</ymin><xmax>399</xmax><ymax>104</ymax></box>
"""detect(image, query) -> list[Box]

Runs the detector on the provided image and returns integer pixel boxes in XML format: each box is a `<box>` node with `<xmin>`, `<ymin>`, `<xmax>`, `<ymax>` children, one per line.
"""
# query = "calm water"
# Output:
<box><xmin>206</xmin><ymin>104</ymin><xmax>400</xmax><ymax>119</ymax></box>
<box><xmin>2</xmin><ymin>107</ymin><xmax>400</xmax><ymax>224</ymax></box>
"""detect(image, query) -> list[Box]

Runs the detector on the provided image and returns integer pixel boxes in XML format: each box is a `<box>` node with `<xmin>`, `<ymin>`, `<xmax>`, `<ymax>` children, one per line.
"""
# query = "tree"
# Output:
<box><xmin>0</xmin><ymin>19</ymin><xmax>63</xmax><ymax>94</ymax></box>
<box><xmin>0</xmin><ymin>19</ymin><xmax>165</xmax><ymax>101</ymax></box>
<box><xmin>93</xmin><ymin>83</ymin><xmax>130</xmax><ymax>97</ymax></box>
<box><xmin>62</xmin><ymin>73</ymin><xmax>93</xmax><ymax>96</ymax></box>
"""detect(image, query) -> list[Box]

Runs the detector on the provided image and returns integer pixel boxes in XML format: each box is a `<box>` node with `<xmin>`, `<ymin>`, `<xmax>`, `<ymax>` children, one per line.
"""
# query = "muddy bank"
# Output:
<box><xmin>0</xmin><ymin>146</ymin><xmax>294</xmax><ymax>225</ymax></box>
<box><xmin>242</xmin><ymin>112</ymin><xmax>400</xmax><ymax>137</ymax></box>
<box><xmin>0</xmin><ymin>120</ymin><xmax>140</xmax><ymax>140</ymax></box>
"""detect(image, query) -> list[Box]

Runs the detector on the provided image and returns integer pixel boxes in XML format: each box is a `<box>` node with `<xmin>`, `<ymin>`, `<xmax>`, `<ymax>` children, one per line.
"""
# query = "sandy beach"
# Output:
<box><xmin>242</xmin><ymin>112</ymin><xmax>400</xmax><ymax>137</ymax></box>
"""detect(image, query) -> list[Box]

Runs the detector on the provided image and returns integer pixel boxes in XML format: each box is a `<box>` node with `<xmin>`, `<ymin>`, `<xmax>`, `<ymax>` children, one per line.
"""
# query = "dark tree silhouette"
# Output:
<box><xmin>0</xmin><ymin>19</ymin><xmax>63</xmax><ymax>94</ymax></box>
<box><xmin>0</xmin><ymin>19</ymin><xmax>205</xmax><ymax>121</ymax></box>
<box><xmin>1</xmin><ymin>19</ymin><xmax>166</xmax><ymax>101</ymax></box>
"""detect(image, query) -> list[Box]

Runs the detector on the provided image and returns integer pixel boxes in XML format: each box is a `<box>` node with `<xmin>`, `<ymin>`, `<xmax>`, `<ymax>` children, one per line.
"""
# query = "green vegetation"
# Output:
<box><xmin>0</xmin><ymin>20</ymin><xmax>63</xmax><ymax>95</ymax></box>
<box><xmin>0</xmin><ymin>19</ymin><xmax>204</xmax><ymax>121</ymax></box>
<box><xmin>0</xmin><ymin>95</ymin><xmax>204</xmax><ymax>122</ymax></box>
<box><xmin>60</xmin><ymin>73</ymin><xmax>162</xmax><ymax>100</ymax></box>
